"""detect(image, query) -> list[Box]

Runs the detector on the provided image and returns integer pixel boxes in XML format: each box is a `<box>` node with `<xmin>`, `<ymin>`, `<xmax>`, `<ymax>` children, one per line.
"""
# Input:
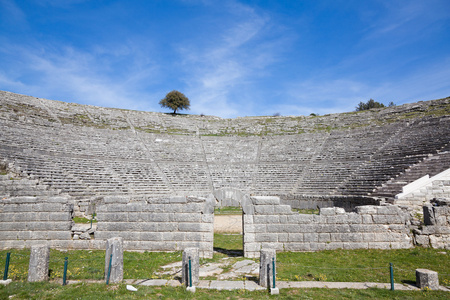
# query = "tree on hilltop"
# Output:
<box><xmin>159</xmin><ymin>90</ymin><xmax>190</xmax><ymax>114</ymax></box>
<box><xmin>355</xmin><ymin>99</ymin><xmax>395</xmax><ymax>111</ymax></box>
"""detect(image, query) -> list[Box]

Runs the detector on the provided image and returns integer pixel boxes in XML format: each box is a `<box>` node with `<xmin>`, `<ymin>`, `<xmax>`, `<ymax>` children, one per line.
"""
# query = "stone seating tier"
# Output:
<box><xmin>1</xmin><ymin>91</ymin><xmax>449</xmax><ymax>200</ymax></box>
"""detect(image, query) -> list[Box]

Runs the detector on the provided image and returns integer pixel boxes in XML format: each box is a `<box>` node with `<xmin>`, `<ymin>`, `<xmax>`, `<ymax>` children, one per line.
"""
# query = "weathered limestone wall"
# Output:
<box><xmin>0</xmin><ymin>197</ymin><xmax>73</xmax><ymax>249</ymax></box>
<box><xmin>0</xmin><ymin>195</ymin><xmax>215</xmax><ymax>257</ymax></box>
<box><xmin>244</xmin><ymin>196</ymin><xmax>413</xmax><ymax>258</ymax></box>
<box><xmin>414</xmin><ymin>199</ymin><xmax>450</xmax><ymax>249</ymax></box>
<box><xmin>95</xmin><ymin>196</ymin><xmax>215</xmax><ymax>258</ymax></box>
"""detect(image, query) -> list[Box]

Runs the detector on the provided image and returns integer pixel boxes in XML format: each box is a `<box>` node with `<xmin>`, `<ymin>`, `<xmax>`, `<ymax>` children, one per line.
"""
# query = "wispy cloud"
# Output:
<box><xmin>282</xmin><ymin>56</ymin><xmax>450</xmax><ymax>117</ymax></box>
<box><xmin>0</xmin><ymin>0</ymin><xmax>28</xmax><ymax>29</ymax></box>
<box><xmin>0</xmin><ymin>40</ymin><xmax>161</xmax><ymax>111</ymax></box>
<box><xmin>177</xmin><ymin>1</ymin><xmax>288</xmax><ymax>117</ymax></box>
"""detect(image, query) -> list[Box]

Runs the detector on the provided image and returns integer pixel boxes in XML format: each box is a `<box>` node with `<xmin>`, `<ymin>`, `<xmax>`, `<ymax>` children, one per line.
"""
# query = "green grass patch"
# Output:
<box><xmin>0</xmin><ymin>282</ymin><xmax>449</xmax><ymax>299</ymax></box>
<box><xmin>292</xmin><ymin>208</ymin><xmax>319</xmax><ymax>215</ymax></box>
<box><xmin>277</xmin><ymin>248</ymin><xmax>450</xmax><ymax>284</ymax></box>
<box><xmin>0</xmin><ymin>245</ymin><xmax>449</xmax><ymax>298</ymax></box>
<box><xmin>0</xmin><ymin>249</ymin><xmax>182</xmax><ymax>281</ymax></box>
<box><xmin>213</xmin><ymin>233</ymin><xmax>243</xmax><ymax>252</ymax></box>
<box><xmin>214</xmin><ymin>206</ymin><xmax>243</xmax><ymax>215</ymax></box>
<box><xmin>72</xmin><ymin>216</ymin><xmax>97</xmax><ymax>224</ymax></box>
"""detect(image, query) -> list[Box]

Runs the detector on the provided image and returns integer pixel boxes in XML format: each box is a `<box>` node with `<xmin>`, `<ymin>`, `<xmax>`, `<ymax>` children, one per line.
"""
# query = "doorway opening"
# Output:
<box><xmin>213</xmin><ymin>206</ymin><xmax>243</xmax><ymax>257</ymax></box>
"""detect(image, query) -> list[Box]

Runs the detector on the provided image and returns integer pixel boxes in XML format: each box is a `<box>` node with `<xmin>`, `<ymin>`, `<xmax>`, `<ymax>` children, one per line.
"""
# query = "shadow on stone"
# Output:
<box><xmin>401</xmin><ymin>279</ymin><xmax>416</xmax><ymax>286</ymax></box>
<box><xmin>213</xmin><ymin>247</ymin><xmax>243</xmax><ymax>257</ymax></box>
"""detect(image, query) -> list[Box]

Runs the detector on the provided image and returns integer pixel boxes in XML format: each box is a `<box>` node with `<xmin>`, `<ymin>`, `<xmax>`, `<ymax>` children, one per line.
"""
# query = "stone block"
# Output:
<box><xmin>178</xmin><ymin>223</ymin><xmax>201</xmax><ymax>232</ymax></box>
<box><xmin>105</xmin><ymin>237</ymin><xmax>124</xmax><ymax>284</ymax></box>
<box><xmin>254</xmin><ymin>205</ymin><xmax>275</xmax><ymax>215</ymax></box>
<box><xmin>170</xmin><ymin>196</ymin><xmax>187</xmax><ymax>203</ymax></box>
<box><xmin>253</xmin><ymin>224</ymin><xmax>267</xmax><ymax>233</ymax></box>
<box><xmin>244</xmin><ymin>242</ymin><xmax>261</xmax><ymax>253</ymax></box>
<box><xmin>252</xmin><ymin>196</ymin><xmax>280</xmax><ymax>205</ymax></box>
<box><xmin>415</xmin><ymin>235</ymin><xmax>430</xmax><ymax>247</ymax></box>
<box><xmin>347</xmin><ymin>213</ymin><xmax>362</xmax><ymax>224</ymax></box>
<box><xmin>243</xmin><ymin>214</ymin><xmax>253</xmax><ymax>223</ymax></box>
<box><xmin>244</xmin><ymin>233</ymin><xmax>256</xmax><ymax>243</ymax></box>
<box><xmin>368</xmin><ymin>242</ymin><xmax>390</xmax><ymax>249</ymax></box>
<box><xmin>147</xmin><ymin>204</ymin><xmax>165</xmax><ymax>212</ymax></box>
<box><xmin>318</xmin><ymin>233</ymin><xmax>331</xmax><ymax>242</ymax></box>
<box><xmin>255</xmin><ymin>233</ymin><xmax>278</xmax><ymax>242</ymax></box>
<box><xmin>259</xmin><ymin>248</ymin><xmax>276</xmax><ymax>288</ymax></box>
<box><xmin>361</xmin><ymin>215</ymin><xmax>374</xmax><ymax>224</ymax></box>
<box><xmin>416</xmin><ymin>269</ymin><xmax>439</xmax><ymax>290</ymax></box>
<box><xmin>157</xmin><ymin>222</ymin><xmax>177</xmax><ymax>232</ymax></box>
<box><xmin>140</xmin><ymin>232</ymin><xmax>162</xmax><ymax>241</ymax></box>
<box><xmin>182</xmin><ymin>248</ymin><xmax>199</xmax><ymax>286</ymax></box>
<box><xmin>48</xmin><ymin>231</ymin><xmax>72</xmax><ymax>240</ymax></box>
<box><xmin>267</xmin><ymin>224</ymin><xmax>292</xmax><ymax>233</ymax></box>
<box><xmin>184</xmin><ymin>232</ymin><xmax>204</xmax><ymax>241</ymax></box>
<box><xmin>343</xmin><ymin>242</ymin><xmax>368</xmax><ymax>250</ymax></box>
<box><xmin>288</xmin><ymin>214</ymin><xmax>312</xmax><ymax>223</ymax></box>
<box><xmin>423</xmin><ymin>205</ymin><xmax>436</xmax><ymax>225</ymax></box>
<box><xmin>170</xmin><ymin>213</ymin><xmax>201</xmax><ymax>223</ymax></box>
<box><xmin>273</xmin><ymin>205</ymin><xmax>294</xmax><ymax>214</ymax></box>
<box><xmin>278</xmin><ymin>233</ymin><xmax>289</xmax><ymax>242</ymax></box>
<box><xmin>253</xmin><ymin>215</ymin><xmax>279</xmax><ymax>224</ymax></box>
<box><xmin>355</xmin><ymin>206</ymin><xmax>377</xmax><ymax>214</ymax></box>
<box><xmin>288</xmin><ymin>233</ymin><xmax>304</xmax><ymax>242</ymax></box>
<box><xmin>28</xmin><ymin>244</ymin><xmax>50</xmax><ymax>282</ymax></box>
<box><xmin>284</xmin><ymin>243</ymin><xmax>310</xmax><ymax>251</ymax></box>
<box><xmin>319</xmin><ymin>207</ymin><xmax>336</xmax><ymax>215</ymax></box>
<box><xmin>148</xmin><ymin>213</ymin><xmax>170</xmax><ymax>222</ymax></box>
<box><xmin>303</xmin><ymin>233</ymin><xmax>318</xmax><ymax>242</ymax></box>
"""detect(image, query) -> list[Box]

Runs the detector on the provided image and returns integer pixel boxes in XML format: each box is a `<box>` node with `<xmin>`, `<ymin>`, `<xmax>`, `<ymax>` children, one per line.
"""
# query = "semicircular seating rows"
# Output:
<box><xmin>1</xmin><ymin>91</ymin><xmax>449</xmax><ymax>206</ymax></box>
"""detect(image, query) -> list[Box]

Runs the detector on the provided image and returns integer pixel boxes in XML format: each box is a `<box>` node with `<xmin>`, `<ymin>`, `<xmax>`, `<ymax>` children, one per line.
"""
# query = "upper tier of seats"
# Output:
<box><xmin>1</xmin><ymin>90</ymin><xmax>449</xmax><ymax>200</ymax></box>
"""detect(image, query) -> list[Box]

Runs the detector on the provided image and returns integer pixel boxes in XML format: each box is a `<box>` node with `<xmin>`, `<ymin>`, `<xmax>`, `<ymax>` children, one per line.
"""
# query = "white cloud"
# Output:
<box><xmin>0</xmin><ymin>40</ymin><xmax>162</xmax><ymax>111</ymax></box>
<box><xmin>281</xmin><ymin>56</ymin><xmax>450</xmax><ymax>117</ymax></box>
<box><xmin>177</xmin><ymin>1</ymin><xmax>288</xmax><ymax>117</ymax></box>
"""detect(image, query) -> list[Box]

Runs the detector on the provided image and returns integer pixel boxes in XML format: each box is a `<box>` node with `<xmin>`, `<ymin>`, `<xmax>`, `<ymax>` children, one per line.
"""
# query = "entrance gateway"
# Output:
<box><xmin>213</xmin><ymin>188</ymin><xmax>254</xmax><ymax>257</ymax></box>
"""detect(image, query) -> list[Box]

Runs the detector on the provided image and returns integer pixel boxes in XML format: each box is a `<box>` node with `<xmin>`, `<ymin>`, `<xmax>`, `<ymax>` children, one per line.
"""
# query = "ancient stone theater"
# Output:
<box><xmin>1</xmin><ymin>91</ymin><xmax>449</xmax><ymax>257</ymax></box>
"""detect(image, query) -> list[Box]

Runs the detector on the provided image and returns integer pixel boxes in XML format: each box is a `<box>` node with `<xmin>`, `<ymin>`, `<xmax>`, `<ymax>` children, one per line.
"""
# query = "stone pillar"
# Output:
<box><xmin>416</xmin><ymin>269</ymin><xmax>439</xmax><ymax>290</ymax></box>
<box><xmin>259</xmin><ymin>248</ymin><xmax>276</xmax><ymax>288</ymax></box>
<box><xmin>105</xmin><ymin>237</ymin><xmax>124</xmax><ymax>284</ymax></box>
<box><xmin>182</xmin><ymin>248</ymin><xmax>199</xmax><ymax>287</ymax></box>
<box><xmin>28</xmin><ymin>244</ymin><xmax>50</xmax><ymax>282</ymax></box>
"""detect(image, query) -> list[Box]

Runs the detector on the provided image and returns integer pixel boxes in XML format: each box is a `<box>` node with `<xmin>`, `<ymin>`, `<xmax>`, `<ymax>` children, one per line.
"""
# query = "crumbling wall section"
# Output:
<box><xmin>244</xmin><ymin>196</ymin><xmax>413</xmax><ymax>258</ymax></box>
<box><xmin>414</xmin><ymin>199</ymin><xmax>450</xmax><ymax>249</ymax></box>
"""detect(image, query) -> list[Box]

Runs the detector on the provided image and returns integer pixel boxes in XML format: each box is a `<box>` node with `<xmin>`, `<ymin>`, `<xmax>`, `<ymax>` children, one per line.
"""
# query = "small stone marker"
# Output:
<box><xmin>105</xmin><ymin>237</ymin><xmax>124</xmax><ymax>284</ymax></box>
<box><xmin>416</xmin><ymin>269</ymin><xmax>439</xmax><ymax>290</ymax></box>
<box><xmin>259</xmin><ymin>248</ymin><xmax>276</xmax><ymax>288</ymax></box>
<box><xmin>28</xmin><ymin>244</ymin><xmax>50</xmax><ymax>282</ymax></box>
<box><xmin>182</xmin><ymin>248</ymin><xmax>199</xmax><ymax>287</ymax></box>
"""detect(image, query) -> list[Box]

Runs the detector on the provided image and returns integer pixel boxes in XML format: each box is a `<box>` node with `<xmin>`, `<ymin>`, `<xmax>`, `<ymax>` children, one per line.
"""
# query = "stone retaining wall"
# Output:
<box><xmin>244</xmin><ymin>196</ymin><xmax>413</xmax><ymax>258</ymax></box>
<box><xmin>0</xmin><ymin>195</ymin><xmax>215</xmax><ymax>257</ymax></box>
<box><xmin>95</xmin><ymin>196</ymin><xmax>215</xmax><ymax>258</ymax></box>
<box><xmin>0</xmin><ymin>197</ymin><xmax>73</xmax><ymax>249</ymax></box>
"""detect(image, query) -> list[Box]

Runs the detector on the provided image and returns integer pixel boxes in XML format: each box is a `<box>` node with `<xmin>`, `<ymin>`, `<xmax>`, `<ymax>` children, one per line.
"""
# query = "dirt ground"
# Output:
<box><xmin>214</xmin><ymin>215</ymin><xmax>242</xmax><ymax>233</ymax></box>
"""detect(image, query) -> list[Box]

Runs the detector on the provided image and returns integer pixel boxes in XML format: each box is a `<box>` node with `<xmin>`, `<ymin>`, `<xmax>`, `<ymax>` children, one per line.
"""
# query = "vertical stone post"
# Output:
<box><xmin>259</xmin><ymin>248</ymin><xmax>276</xmax><ymax>288</ymax></box>
<box><xmin>28</xmin><ymin>244</ymin><xmax>50</xmax><ymax>282</ymax></box>
<box><xmin>182</xmin><ymin>248</ymin><xmax>199</xmax><ymax>287</ymax></box>
<box><xmin>105</xmin><ymin>237</ymin><xmax>124</xmax><ymax>284</ymax></box>
<box><xmin>416</xmin><ymin>269</ymin><xmax>439</xmax><ymax>290</ymax></box>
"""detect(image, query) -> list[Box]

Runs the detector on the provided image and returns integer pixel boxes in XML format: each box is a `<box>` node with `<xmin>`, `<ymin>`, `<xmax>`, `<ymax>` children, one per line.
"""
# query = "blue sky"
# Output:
<box><xmin>1</xmin><ymin>0</ymin><xmax>449</xmax><ymax>118</ymax></box>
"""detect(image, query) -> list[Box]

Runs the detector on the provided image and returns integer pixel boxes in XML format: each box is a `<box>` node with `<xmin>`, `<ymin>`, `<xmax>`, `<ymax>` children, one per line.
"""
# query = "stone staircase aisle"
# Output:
<box><xmin>370</xmin><ymin>143</ymin><xmax>450</xmax><ymax>199</ymax></box>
